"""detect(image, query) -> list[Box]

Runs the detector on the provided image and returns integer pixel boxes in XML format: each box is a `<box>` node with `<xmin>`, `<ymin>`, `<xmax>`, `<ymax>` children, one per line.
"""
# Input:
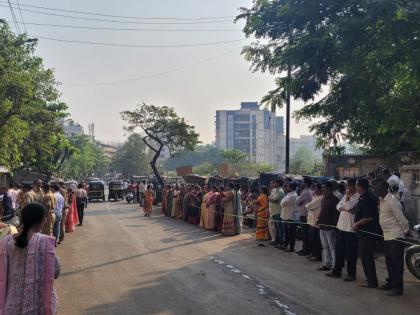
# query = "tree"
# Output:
<box><xmin>121</xmin><ymin>103</ymin><xmax>200</xmax><ymax>186</ymax></box>
<box><xmin>0</xmin><ymin>21</ymin><xmax>69</xmax><ymax>173</ymax></box>
<box><xmin>290</xmin><ymin>147</ymin><xmax>323</xmax><ymax>175</ymax></box>
<box><xmin>237</xmin><ymin>0</ymin><xmax>420</xmax><ymax>154</ymax></box>
<box><xmin>60</xmin><ymin>135</ymin><xmax>110</xmax><ymax>181</ymax></box>
<box><xmin>164</xmin><ymin>144</ymin><xmax>223</xmax><ymax>171</ymax></box>
<box><xmin>110</xmin><ymin>134</ymin><xmax>152</xmax><ymax>178</ymax></box>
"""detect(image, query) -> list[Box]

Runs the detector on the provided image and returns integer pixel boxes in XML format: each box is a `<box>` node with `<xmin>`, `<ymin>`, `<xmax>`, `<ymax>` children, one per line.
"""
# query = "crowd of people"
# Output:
<box><xmin>147</xmin><ymin>169</ymin><xmax>410</xmax><ymax>297</ymax></box>
<box><xmin>0</xmin><ymin>179</ymin><xmax>88</xmax><ymax>314</ymax></box>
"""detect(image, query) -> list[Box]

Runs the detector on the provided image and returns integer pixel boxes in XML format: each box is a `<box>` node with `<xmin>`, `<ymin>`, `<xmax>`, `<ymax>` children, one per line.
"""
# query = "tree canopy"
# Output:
<box><xmin>110</xmin><ymin>133</ymin><xmax>152</xmax><ymax>178</ymax></box>
<box><xmin>237</xmin><ymin>0</ymin><xmax>420</xmax><ymax>154</ymax></box>
<box><xmin>121</xmin><ymin>103</ymin><xmax>200</xmax><ymax>185</ymax></box>
<box><xmin>0</xmin><ymin>21</ymin><xmax>70</xmax><ymax>175</ymax></box>
<box><xmin>60</xmin><ymin>135</ymin><xmax>110</xmax><ymax>181</ymax></box>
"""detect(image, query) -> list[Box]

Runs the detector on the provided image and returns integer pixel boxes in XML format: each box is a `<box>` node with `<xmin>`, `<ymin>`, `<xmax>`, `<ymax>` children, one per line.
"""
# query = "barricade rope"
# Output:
<box><xmin>186</xmin><ymin>204</ymin><xmax>419</xmax><ymax>247</ymax></box>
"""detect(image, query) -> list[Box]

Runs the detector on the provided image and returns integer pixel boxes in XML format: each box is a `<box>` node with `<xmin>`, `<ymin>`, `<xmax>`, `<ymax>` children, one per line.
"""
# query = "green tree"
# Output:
<box><xmin>192</xmin><ymin>162</ymin><xmax>218</xmax><ymax>176</ymax></box>
<box><xmin>237</xmin><ymin>0</ymin><xmax>420</xmax><ymax>154</ymax></box>
<box><xmin>164</xmin><ymin>144</ymin><xmax>223</xmax><ymax>171</ymax></box>
<box><xmin>121</xmin><ymin>103</ymin><xmax>200</xmax><ymax>186</ymax></box>
<box><xmin>290</xmin><ymin>147</ymin><xmax>317</xmax><ymax>175</ymax></box>
<box><xmin>110</xmin><ymin>134</ymin><xmax>152</xmax><ymax>178</ymax></box>
<box><xmin>60</xmin><ymin>135</ymin><xmax>109</xmax><ymax>181</ymax></box>
<box><xmin>0</xmin><ymin>21</ymin><xmax>69</xmax><ymax>172</ymax></box>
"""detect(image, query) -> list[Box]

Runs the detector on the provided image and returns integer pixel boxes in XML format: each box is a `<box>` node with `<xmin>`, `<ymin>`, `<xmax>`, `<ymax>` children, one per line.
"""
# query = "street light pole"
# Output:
<box><xmin>285</xmin><ymin>64</ymin><xmax>291</xmax><ymax>174</ymax></box>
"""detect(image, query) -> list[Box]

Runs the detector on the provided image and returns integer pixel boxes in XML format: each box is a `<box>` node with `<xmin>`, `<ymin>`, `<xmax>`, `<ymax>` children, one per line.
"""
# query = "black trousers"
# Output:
<box><xmin>384</xmin><ymin>240</ymin><xmax>405</xmax><ymax>292</ymax></box>
<box><xmin>309</xmin><ymin>226</ymin><xmax>322</xmax><ymax>259</ymax></box>
<box><xmin>359</xmin><ymin>235</ymin><xmax>378</xmax><ymax>286</ymax></box>
<box><xmin>77</xmin><ymin>203</ymin><xmax>85</xmax><ymax>224</ymax></box>
<box><xmin>300</xmin><ymin>215</ymin><xmax>310</xmax><ymax>254</ymax></box>
<box><xmin>284</xmin><ymin>220</ymin><xmax>297</xmax><ymax>250</ymax></box>
<box><xmin>333</xmin><ymin>230</ymin><xmax>358</xmax><ymax>277</ymax></box>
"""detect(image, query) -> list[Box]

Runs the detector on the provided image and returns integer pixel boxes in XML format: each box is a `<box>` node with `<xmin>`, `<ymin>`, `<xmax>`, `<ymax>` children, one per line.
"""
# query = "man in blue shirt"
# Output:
<box><xmin>52</xmin><ymin>184</ymin><xmax>65</xmax><ymax>246</ymax></box>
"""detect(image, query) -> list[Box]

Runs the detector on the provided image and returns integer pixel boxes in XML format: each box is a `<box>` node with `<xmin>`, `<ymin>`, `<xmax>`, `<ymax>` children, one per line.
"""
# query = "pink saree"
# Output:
<box><xmin>0</xmin><ymin>233</ymin><xmax>58</xmax><ymax>314</ymax></box>
<box><xmin>65</xmin><ymin>194</ymin><xmax>79</xmax><ymax>233</ymax></box>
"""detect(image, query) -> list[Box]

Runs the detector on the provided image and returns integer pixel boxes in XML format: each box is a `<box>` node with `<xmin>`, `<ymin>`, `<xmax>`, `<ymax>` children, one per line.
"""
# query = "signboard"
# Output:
<box><xmin>176</xmin><ymin>166</ymin><xmax>193</xmax><ymax>177</ymax></box>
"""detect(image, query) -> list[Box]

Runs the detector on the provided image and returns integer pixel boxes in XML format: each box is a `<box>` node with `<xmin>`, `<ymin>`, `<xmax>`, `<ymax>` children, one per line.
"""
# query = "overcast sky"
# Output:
<box><xmin>1</xmin><ymin>0</ymin><xmax>315</xmax><ymax>144</ymax></box>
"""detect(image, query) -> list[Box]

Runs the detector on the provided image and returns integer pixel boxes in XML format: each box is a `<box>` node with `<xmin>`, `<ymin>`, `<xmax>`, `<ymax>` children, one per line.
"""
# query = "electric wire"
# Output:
<box><xmin>65</xmin><ymin>48</ymin><xmax>240</xmax><ymax>87</ymax></box>
<box><xmin>5</xmin><ymin>20</ymin><xmax>240</xmax><ymax>32</ymax></box>
<box><xmin>0</xmin><ymin>4</ymin><xmax>235</xmax><ymax>25</ymax></box>
<box><xmin>6</xmin><ymin>0</ymin><xmax>20</xmax><ymax>33</ymax></box>
<box><xmin>33</xmin><ymin>35</ymin><xmax>245</xmax><ymax>48</ymax></box>
<box><xmin>15</xmin><ymin>0</ymin><xmax>26</xmax><ymax>32</ymax></box>
<box><xmin>0</xmin><ymin>1</ymin><xmax>236</xmax><ymax>21</ymax></box>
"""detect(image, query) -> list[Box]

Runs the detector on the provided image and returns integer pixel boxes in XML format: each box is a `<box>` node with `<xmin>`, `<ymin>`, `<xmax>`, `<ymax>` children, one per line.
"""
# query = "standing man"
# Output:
<box><xmin>42</xmin><ymin>183</ymin><xmax>56</xmax><ymax>236</ymax></box>
<box><xmin>375</xmin><ymin>180</ymin><xmax>409</xmax><ymax>296</ymax></box>
<box><xmin>353</xmin><ymin>178</ymin><xmax>379</xmax><ymax>288</ymax></box>
<box><xmin>383</xmin><ymin>169</ymin><xmax>400</xmax><ymax>198</ymax></box>
<box><xmin>329</xmin><ymin>179</ymin><xmax>359</xmax><ymax>281</ymax></box>
<box><xmin>75</xmin><ymin>183</ymin><xmax>88</xmax><ymax>226</ymax></box>
<box><xmin>268</xmin><ymin>179</ymin><xmax>285</xmax><ymax>248</ymax></box>
<box><xmin>295</xmin><ymin>178</ymin><xmax>313</xmax><ymax>256</ymax></box>
<box><xmin>319</xmin><ymin>182</ymin><xmax>340</xmax><ymax>272</ymax></box>
<box><xmin>52</xmin><ymin>184</ymin><xmax>64</xmax><ymax>246</ymax></box>
<box><xmin>59</xmin><ymin>183</ymin><xmax>68</xmax><ymax>244</ymax></box>
<box><xmin>0</xmin><ymin>186</ymin><xmax>15</xmax><ymax>224</ymax></box>
<box><xmin>139</xmin><ymin>181</ymin><xmax>146</xmax><ymax>207</ymax></box>
<box><xmin>280</xmin><ymin>182</ymin><xmax>298</xmax><ymax>252</ymax></box>
<box><xmin>33</xmin><ymin>179</ymin><xmax>44</xmax><ymax>203</ymax></box>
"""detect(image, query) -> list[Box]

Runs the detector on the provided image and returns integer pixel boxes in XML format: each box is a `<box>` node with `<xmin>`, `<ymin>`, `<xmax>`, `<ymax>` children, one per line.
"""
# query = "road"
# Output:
<box><xmin>56</xmin><ymin>201</ymin><xmax>420</xmax><ymax>315</ymax></box>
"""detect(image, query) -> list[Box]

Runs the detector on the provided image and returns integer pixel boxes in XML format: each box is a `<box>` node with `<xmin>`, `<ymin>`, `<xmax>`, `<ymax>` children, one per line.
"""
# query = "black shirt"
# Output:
<box><xmin>354</xmin><ymin>191</ymin><xmax>379</xmax><ymax>236</ymax></box>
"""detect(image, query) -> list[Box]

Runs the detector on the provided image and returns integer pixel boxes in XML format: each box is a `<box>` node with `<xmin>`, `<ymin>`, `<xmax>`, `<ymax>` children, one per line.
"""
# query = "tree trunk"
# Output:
<box><xmin>150</xmin><ymin>146</ymin><xmax>164</xmax><ymax>187</ymax></box>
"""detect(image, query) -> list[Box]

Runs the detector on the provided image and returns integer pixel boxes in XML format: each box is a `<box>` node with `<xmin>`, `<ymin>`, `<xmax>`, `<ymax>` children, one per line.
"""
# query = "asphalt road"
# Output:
<box><xmin>56</xmin><ymin>201</ymin><xmax>420</xmax><ymax>315</ymax></box>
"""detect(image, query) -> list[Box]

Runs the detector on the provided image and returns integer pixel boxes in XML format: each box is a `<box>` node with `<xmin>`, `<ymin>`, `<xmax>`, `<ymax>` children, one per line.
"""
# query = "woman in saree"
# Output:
<box><xmin>256</xmin><ymin>186</ymin><xmax>270</xmax><ymax>246</ymax></box>
<box><xmin>206</xmin><ymin>186</ymin><xmax>218</xmax><ymax>231</ymax></box>
<box><xmin>0</xmin><ymin>203</ymin><xmax>61</xmax><ymax>314</ymax></box>
<box><xmin>143</xmin><ymin>185</ymin><xmax>154</xmax><ymax>217</ymax></box>
<box><xmin>166</xmin><ymin>185</ymin><xmax>173</xmax><ymax>217</ymax></box>
<box><xmin>65</xmin><ymin>188</ymin><xmax>79</xmax><ymax>233</ymax></box>
<box><xmin>171</xmin><ymin>186</ymin><xmax>180</xmax><ymax>218</ymax></box>
<box><xmin>199</xmin><ymin>186</ymin><xmax>211</xmax><ymax>229</ymax></box>
<box><xmin>221</xmin><ymin>183</ymin><xmax>236</xmax><ymax>236</ymax></box>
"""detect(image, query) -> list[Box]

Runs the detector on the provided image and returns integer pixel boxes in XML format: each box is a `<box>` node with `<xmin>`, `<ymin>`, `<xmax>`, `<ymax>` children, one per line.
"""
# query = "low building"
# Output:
<box><xmin>0</xmin><ymin>166</ymin><xmax>9</xmax><ymax>187</ymax></box>
<box><xmin>60</xmin><ymin>119</ymin><xmax>84</xmax><ymax>137</ymax></box>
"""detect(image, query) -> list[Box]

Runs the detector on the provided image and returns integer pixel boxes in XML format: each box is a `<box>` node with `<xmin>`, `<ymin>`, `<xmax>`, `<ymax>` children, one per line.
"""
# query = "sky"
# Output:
<box><xmin>1</xmin><ymin>0</ymin><xmax>315</xmax><ymax>144</ymax></box>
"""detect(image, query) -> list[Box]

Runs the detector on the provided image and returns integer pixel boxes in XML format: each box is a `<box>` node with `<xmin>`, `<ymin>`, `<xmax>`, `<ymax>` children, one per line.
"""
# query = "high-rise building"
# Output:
<box><xmin>60</xmin><ymin>119</ymin><xmax>84</xmax><ymax>137</ymax></box>
<box><xmin>215</xmin><ymin>102</ymin><xmax>285</xmax><ymax>171</ymax></box>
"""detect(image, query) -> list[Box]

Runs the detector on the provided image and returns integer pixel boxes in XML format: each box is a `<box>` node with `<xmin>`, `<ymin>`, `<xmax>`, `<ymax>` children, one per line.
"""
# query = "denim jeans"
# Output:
<box><xmin>53</xmin><ymin>211</ymin><xmax>62</xmax><ymax>245</ymax></box>
<box><xmin>319</xmin><ymin>229</ymin><xmax>336</xmax><ymax>268</ymax></box>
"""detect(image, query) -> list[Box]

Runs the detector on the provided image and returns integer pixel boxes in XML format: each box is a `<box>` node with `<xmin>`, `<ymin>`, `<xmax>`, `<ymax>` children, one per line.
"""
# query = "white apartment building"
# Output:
<box><xmin>216</xmin><ymin>102</ymin><xmax>285</xmax><ymax>171</ymax></box>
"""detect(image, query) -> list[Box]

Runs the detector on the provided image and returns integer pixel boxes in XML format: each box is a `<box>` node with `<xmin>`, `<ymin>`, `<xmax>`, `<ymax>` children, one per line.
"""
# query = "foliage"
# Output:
<box><xmin>121</xmin><ymin>103</ymin><xmax>200</xmax><ymax>185</ymax></box>
<box><xmin>110</xmin><ymin>134</ymin><xmax>152</xmax><ymax>178</ymax></box>
<box><xmin>164</xmin><ymin>145</ymin><xmax>223</xmax><ymax>171</ymax></box>
<box><xmin>237</xmin><ymin>0</ymin><xmax>420</xmax><ymax>154</ymax></box>
<box><xmin>60</xmin><ymin>135</ymin><xmax>110</xmax><ymax>181</ymax></box>
<box><xmin>192</xmin><ymin>162</ymin><xmax>218</xmax><ymax>176</ymax></box>
<box><xmin>0</xmin><ymin>21</ymin><xmax>69</xmax><ymax>174</ymax></box>
<box><xmin>221</xmin><ymin>149</ymin><xmax>248</xmax><ymax>164</ymax></box>
<box><xmin>290</xmin><ymin>147</ymin><xmax>322</xmax><ymax>176</ymax></box>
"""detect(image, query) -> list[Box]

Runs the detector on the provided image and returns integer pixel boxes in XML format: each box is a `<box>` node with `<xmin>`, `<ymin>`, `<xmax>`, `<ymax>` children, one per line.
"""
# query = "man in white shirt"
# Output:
<box><xmin>268</xmin><ymin>179</ymin><xmax>285</xmax><ymax>248</ymax></box>
<box><xmin>375</xmin><ymin>180</ymin><xmax>409</xmax><ymax>296</ymax></box>
<box><xmin>306</xmin><ymin>183</ymin><xmax>323</xmax><ymax>261</ymax></box>
<box><xmin>295</xmin><ymin>178</ymin><xmax>313</xmax><ymax>256</ymax></box>
<box><xmin>280</xmin><ymin>182</ymin><xmax>298</xmax><ymax>252</ymax></box>
<box><xmin>330</xmin><ymin>179</ymin><xmax>360</xmax><ymax>282</ymax></box>
<box><xmin>138</xmin><ymin>181</ymin><xmax>146</xmax><ymax>206</ymax></box>
<box><xmin>52</xmin><ymin>184</ymin><xmax>65</xmax><ymax>246</ymax></box>
<box><xmin>7</xmin><ymin>183</ymin><xmax>18</xmax><ymax>212</ymax></box>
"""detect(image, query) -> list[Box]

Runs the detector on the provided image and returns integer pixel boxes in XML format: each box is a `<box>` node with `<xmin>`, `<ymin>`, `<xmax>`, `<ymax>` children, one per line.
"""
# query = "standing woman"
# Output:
<box><xmin>221</xmin><ymin>183</ymin><xmax>236</xmax><ymax>236</ymax></box>
<box><xmin>166</xmin><ymin>185</ymin><xmax>173</xmax><ymax>217</ymax></box>
<box><xmin>206</xmin><ymin>186</ymin><xmax>218</xmax><ymax>231</ymax></box>
<box><xmin>256</xmin><ymin>187</ymin><xmax>270</xmax><ymax>246</ymax></box>
<box><xmin>0</xmin><ymin>203</ymin><xmax>61</xmax><ymax>314</ymax></box>
<box><xmin>143</xmin><ymin>185</ymin><xmax>154</xmax><ymax>217</ymax></box>
<box><xmin>171</xmin><ymin>186</ymin><xmax>180</xmax><ymax>218</ymax></box>
<box><xmin>199</xmin><ymin>186</ymin><xmax>211</xmax><ymax>229</ymax></box>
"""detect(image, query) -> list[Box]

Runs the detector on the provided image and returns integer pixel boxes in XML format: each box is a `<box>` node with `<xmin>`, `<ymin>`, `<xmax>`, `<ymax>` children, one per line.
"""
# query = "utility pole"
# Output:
<box><xmin>285</xmin><ymin>63</ymin><xmax>291</xmax><ymax>174</ymax></box>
